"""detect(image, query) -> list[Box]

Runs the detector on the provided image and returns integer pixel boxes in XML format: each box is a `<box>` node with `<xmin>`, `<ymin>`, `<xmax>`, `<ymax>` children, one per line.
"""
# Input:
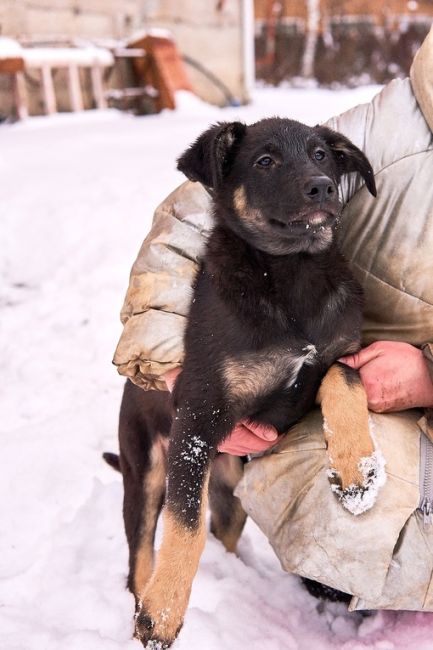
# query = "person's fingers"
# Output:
<box><xmin>338</xmin><ymin>353</ymin><xmax>361</xmax><ymax>369</ymax></box>
<box><xmin>218</xmin><ymin>423</ymin><xmax>280</xmax><ymax>455</ymax></box>
<box><xmin>230</xmin><ymin>422</ymin><xmax>274</xmax><ymax>453</ymax></box>
<box><xmin>338</xmin><ymin>342</ymin><xmax>383</xmax><ymax>369</ymax></box>
<box><xmin>219</xmin><ymin>443</ymin><xmax>256</xmax><ymax>456</ymax></box>
<box><xmin>242</xmin><ymin>419</ymin><xmax>279</xmax><ymax>441</ymax></box>
<box><xmin>219</xmin><ymin>438</ymin><xmax>283</xmax><ymax>455</ymax></box>
<box><xmin>163</xmin><ymin>367</ymin><xmax>182</xmax><ymax>392</ymax></box>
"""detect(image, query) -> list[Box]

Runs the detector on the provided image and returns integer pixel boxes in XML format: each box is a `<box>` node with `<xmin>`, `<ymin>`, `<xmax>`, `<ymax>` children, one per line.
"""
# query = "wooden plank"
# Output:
<box><xmin>40</xmin><ymin>64</ymin><xmax>57</xmax><ymax>115</ymax></box>
<box><xmin>0</xmin><ymin>57</ymin><xmax>25</xmax><ymax>74</ymax></box>
<box><xmin>90</xmin><ymin>63</ymin><xmax>106</xmax><ymax>109</ymax></box>
<box><xmin>113</xmin><ymin>48</ymin><xmax>146</xmax><ymax>58</ymax></box>
<box><xmin>12</xmin><ymin>72</ymin><xmax>28</xmax><ymax>120</ymax></box>
<box><xmin>67</xmin><ymin>63</ymin><xmax>83</xmax><ymax>111</ymax></box>
<box><xmin>128</xmin><ymin>35</ymin><xmax>194</xmax><ymax>112</ymax></box>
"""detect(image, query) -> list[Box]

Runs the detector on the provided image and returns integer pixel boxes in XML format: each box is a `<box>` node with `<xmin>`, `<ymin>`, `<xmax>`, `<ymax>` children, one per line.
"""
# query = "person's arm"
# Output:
<box><xmin>112</xmin><ymin>181</ymin><xmax>212</xmax><ymax>391</ymax></box>
<box><xmin>339</xmin><ymin>341</ymin><xmax>433</xmax><ymax>412</ymax></box>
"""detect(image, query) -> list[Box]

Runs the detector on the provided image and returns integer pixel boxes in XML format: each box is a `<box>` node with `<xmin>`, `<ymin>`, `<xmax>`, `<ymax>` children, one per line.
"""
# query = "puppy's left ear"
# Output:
<box><xmin>315</xmin><ymin>126</ymin><xmax>377</xmax><ymax>197</ymax></box>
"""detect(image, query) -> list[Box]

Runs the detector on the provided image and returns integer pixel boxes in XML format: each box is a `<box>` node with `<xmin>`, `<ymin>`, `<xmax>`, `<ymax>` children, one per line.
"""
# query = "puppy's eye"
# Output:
<box><xmin>256</xmin><ymin>156</ymin><xmax>274</xmax><ymax>168</ymax></box>
<box><xmin>314</xmin><ymin>149</ymin><xmax>326</xmax><ymax>161</ymax></box>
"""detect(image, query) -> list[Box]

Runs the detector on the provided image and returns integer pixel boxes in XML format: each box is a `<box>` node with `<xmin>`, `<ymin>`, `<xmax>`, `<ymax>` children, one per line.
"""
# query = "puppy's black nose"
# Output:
<box><xmin>304</xmin><ymin>176</ymin><xmax>335</xmax><ymax>203</ymax></box>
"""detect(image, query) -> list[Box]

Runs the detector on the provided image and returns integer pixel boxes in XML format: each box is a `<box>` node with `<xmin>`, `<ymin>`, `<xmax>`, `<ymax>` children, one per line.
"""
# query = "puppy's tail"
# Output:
<box><xmin>102</xmin><ymin>452</ymin><xmax>121</xmax><ymax>473</ymax></box>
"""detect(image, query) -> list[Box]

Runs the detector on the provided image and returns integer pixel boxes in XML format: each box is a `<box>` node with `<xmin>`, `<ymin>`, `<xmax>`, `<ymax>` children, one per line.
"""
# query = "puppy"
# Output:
<box><xmin>122</xmin><ymin>118</ymin><xmax>383</xmax><ymax>647</ymax></box>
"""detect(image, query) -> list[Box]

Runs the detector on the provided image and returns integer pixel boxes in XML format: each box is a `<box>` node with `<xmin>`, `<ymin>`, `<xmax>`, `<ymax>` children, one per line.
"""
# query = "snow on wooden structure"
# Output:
<box><xmin>0</xmin><ymin>38</ymin><xmax>114</xmax><ymax>118</ymax></box>
<box><xmin>0</xmin><ymin>33</ymin><xmax>199</xmax><ymax>119</ymax></box>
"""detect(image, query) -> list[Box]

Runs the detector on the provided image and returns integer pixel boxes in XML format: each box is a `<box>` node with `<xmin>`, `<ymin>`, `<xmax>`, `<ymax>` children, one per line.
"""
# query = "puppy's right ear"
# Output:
<box><xmin>177</xmin><ymin>121</ymin><xmax>246</xmax><ymax>189</ymax></box>
<box><xmin>314</xmin><ymin>125</ymin><xmax>377</xmax><ymax>197</ymax></box>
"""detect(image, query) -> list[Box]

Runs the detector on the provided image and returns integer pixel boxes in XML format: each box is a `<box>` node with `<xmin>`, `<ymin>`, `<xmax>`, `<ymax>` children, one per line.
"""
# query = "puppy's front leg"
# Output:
<box><xmin>135</xmin><ymin>487</ymin><xmax>209</xmax><ymax>647</ymax></box>
<box><xmin>318</xmin><ymin>363</ymin><xmax>386</xmax><ymax>515</ymax></box>
<box><xmin>134</xmin><ymin>407</ymin><xmax>229</xmax><ymax>648</ymax></box>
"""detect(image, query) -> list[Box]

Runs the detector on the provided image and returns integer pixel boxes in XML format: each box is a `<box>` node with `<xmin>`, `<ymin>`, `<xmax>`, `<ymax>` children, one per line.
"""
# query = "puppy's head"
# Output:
<box><xmin>177</xmin><ymin>118</ymin><xmax>376</xmax><ymax>255</ymax></box>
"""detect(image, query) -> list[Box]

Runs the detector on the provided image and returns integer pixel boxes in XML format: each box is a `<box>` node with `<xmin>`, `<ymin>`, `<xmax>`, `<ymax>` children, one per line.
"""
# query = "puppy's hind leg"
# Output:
<box><xmin>135</xmin><ymin>404</ymin><xmax>233</xmax><ymax>648</ymax></box>
<box><xmin>209</xmin><ymin>453</ymin><xmax>247</xmax><ymax>553</ymax></box>
<box><xmin>121</xmin><ymin>437</ymin><xmax>167</xmax><ymax>601</ymax></box>
<box><xmin>118</xmin><ymin>382</ymin><xmax>171</xmax><ymax>602</ymax></box>
<box><xmin>136</xmin><ymin>440</ymin><xmax>167</xmax><ymax>599</ymax></box>
<box><xmin>318</xmin><ymin>362</ymin><xmax>386</xmax><ymax>515</ymax></box>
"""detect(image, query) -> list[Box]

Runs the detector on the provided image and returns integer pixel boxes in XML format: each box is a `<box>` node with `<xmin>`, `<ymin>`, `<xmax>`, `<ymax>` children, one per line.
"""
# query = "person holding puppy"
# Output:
<box><xmin>113</xmin><ymin>27</ymin><xmax>433</xmax><ymax>608</ymax></box>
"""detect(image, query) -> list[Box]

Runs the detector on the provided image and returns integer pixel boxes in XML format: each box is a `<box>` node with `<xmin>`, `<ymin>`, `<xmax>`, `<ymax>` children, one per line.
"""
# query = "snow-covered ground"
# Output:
<box><xmin>3</xmin><ymin>84</ymin><xmax>433</xmax><ymax>650</ymax></box>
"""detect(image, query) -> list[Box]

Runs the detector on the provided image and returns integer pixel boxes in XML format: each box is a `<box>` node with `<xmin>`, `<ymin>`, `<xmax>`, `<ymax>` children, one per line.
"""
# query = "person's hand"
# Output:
<box><xmin>162</xmin><ymin>368</ymin><xmax>282</xmax><ymax>455</ymax></box>
<box><xmin>339</xmin><ymin>341</ymin><xmax>433</xmax><ymax>413</ymax></box>
<box><xmin>163</xmin><ymin>367</ymin><xmax>182</xmax><ymax>392</ymax></box>
<box><xmin>218</xmin><ymin>420</ymin><xmax>282</xmax><ymax>456</ymax></box>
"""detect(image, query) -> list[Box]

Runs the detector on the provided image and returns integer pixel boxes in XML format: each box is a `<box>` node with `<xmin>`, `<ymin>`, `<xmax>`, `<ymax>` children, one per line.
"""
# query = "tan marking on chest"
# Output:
<box><xmin>222</xmin><ymin>345</ymin><xmax>318</xmax><ymax>402</ymax></box>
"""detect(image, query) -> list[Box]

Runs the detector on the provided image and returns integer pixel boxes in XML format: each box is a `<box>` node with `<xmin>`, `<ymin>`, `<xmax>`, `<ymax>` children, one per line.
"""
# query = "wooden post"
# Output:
<box><xmin>12</xmin><ymin>71</ymin><xmax>28</xmax><ymax>120</ymax></box>
<box><xmin>90</xmin><ymin>64</ymin><xmax>106</xmax><ymax>109</ymax></box>
<box><xmin>40</xmin><ymin>64</ymin><xmax>57</xmax><ymax>115</ymax></box>
<box><xmin>67</xmin><ymin>63</ymin><xmax>83</xmax><ymax>111</ymax></box>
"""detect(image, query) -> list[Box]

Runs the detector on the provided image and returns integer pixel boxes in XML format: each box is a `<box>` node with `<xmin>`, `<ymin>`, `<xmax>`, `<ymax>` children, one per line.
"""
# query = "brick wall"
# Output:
<box><xmin>142</xmin><ymin>0</ymin><xmax>252</xmax><ymax>105</ymax></box>
<box><xmin>0</xmin><ymin>0</ymin><xmax>146</xmax><ymax>41</ymax></box>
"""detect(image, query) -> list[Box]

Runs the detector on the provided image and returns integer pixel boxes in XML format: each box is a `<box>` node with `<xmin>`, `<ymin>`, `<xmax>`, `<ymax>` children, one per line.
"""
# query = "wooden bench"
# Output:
<box><xmin>0</xmin><ymin>43</ymin><xmax>114</xmax><ymax>119</ymax></box>
<box><xmin>23</xmin><ymin>47</ymin><xmax>114</xmax><ymax>115</ymax></box>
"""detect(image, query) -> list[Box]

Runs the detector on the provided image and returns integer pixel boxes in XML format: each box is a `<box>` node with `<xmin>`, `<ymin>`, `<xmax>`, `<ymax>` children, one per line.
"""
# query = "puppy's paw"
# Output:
<box><xmin>134</xmin><ymin>601</ymin><xmax>182</xmax><ymax>649</ymax></box>
<box><xmin>328</xmin><ymin>447</ymin><xmax>386</xmax><ymax>515</ymax></box>
<box><xmin>134</xmin><ymin>606</ymin><xmax>155</xmax><ymax>647</ymax></box>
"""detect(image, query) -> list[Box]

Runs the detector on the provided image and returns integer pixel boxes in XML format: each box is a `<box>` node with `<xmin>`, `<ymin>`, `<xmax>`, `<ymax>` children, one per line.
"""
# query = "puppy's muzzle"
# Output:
<box><xmin>304</xmin><ymin>175</ymin><xmax>336</xmax><ymax>203</ymax></box>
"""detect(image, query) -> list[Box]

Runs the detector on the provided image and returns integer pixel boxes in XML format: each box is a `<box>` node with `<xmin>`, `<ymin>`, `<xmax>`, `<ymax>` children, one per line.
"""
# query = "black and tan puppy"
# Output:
<box><xmin>120</xmin><ymin>118</ymin><xmax>384</xmax><ymax>647</ymax></box>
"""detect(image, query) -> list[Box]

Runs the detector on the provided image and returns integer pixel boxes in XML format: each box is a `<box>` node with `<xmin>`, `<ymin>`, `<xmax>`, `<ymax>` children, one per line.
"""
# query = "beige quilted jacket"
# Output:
<box><xmin>112</xmin><ymin>28</ymin><xmax>433</xmax><ymax>610</ymax></box>
<box><xmin>113</xmin><ymin>32</ymin><xmax>433</xmax><ymax>391</ymax></box>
